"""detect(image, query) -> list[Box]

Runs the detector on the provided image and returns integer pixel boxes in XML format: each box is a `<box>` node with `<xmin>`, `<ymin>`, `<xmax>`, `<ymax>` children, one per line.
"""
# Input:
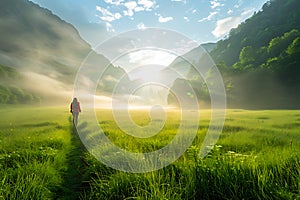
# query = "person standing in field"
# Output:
<box><xmin>70</xmin><ymin>97</ymin><xmax>81</xmax><ymax>126</ymax></box>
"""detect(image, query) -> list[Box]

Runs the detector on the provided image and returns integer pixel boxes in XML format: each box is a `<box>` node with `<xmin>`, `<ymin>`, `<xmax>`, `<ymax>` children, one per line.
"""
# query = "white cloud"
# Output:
<box><xmin>158</xmin><ymin>15</ymin><xmax>173</xmax><ymax>23</ymax></box>
<box><xmin>198</xmin><ymin>11</ymin><xmax>218</xmax><ymax>22</ymax></box>
<box><xmin>115</xmin><ymin>13</ymin><xmax>122</xmax><ymax>19</ymax></box>
<box><xmin>241</xmin><ymin>8</ymin><xmax>255</xmax><ymax>17</ymax></box>
<box><xmin>105</xmin><ymin>22</ymin><xmax>115</xmax><ymax>32</ymax></box>
<box><xmin>183</xmin><ymin>16</ymin><xmax>189</xmax><ymax>22</ymax></box>
<box><xmin>138</xmin><ymin>0</ymin><xmax>156</xmax><ymax>11</ymax></box>
<box><xmin>122</xmin><ymin>0</ymin><xmax>155</xmax><ymax>17</ymax></box>
<box><xmin>212</xmin><ymin>17</ymin><xmax>241</xmax><ymax>38</ymax></box>
<box><xmin>96</xmin><ymin>6</ymin><xmax>122</xmax><ymax>22</ymax></box>
<box><xmin>124</xmin><ymin>1</ymin><xmax>138</xmax><ymax>10</ymax></box>
<box><xmin>137</xmin><ymin>22</ymin><xmax>146</xmax><ymax>29</ymax></box>
<box><xmin>211</xmin><ymin>7</ymin><xmax>255</xmax><ymax>38</ymax></box>
<box><xmin>186</xmin><ymin>8</ymin><xmax>197</xmax><ymax>15</ymax></box>
<box><xmin>210</xmin><ymin>0</ymin><xmax>224</xmax><ymax>9</ymax></box>
<box><xmin>155</xmin><ymin>13</ymin><xmax>173</xmax><ymax>23</ymax></box>
<box><xmin>123</xmin><ymin>1</ymin><xmax>137</xmax><ymax>16</ymax></box>
<box><xmin>234</xmin><ymin>0</ymin><xmax>243</xmax><ymax>8</ymax></box>
<box><xmin>135</xmin><ymin>6</ymin><xmax>145</xmax><ymax>12</ymax></box>
<box><xmin>104</xmin><ymin>0</ymin><xmax>124</xmax><ymax>6</ymax></box>
<box><xmin>171</xmin><ymin>0</ymin><xmax>187</xmax><ymax>4</ymax></box>
<box><xmin>123</xmin><ymin>9</ymin><xmax>134</xmax><ymax>17</ymax></box>
<box><xmin>128</xmin><ymin>50</ymin><xmax>176</xmax><ymax>67</ymax></box>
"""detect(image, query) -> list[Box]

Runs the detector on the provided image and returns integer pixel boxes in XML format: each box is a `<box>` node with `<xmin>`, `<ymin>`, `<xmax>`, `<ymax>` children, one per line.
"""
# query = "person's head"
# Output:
<box><xmin>73</xmin><ymin>97</ymin><xmax>78</xmax><ymax>102</ymax></box>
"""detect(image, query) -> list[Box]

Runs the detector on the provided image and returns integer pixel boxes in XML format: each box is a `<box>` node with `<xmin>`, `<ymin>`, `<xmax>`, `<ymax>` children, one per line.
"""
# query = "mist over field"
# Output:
<box><xmin>0</xmin><ymin>0</ymin><xmax>300</xmax><ymax>199</ymax></box>
<box><xmin>1</xmin><ymin>0</ymin><xmax>300</xmax><ymax>109</ymax></box>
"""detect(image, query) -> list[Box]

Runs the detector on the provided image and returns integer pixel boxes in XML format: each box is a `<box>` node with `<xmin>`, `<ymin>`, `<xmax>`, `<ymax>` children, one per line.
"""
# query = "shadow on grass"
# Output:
<box><xmin>56</xmin><ymin>117</ymin><xmax>89</xmax><ymax>200</ymax></box>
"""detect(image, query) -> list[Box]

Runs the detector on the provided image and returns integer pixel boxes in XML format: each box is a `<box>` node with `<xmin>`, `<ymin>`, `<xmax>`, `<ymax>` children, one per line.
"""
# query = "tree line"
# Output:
<box><xmin>0</xmin><ymin>64</ymin><xmax>40</xmax><ymax>104</ymax></box>
<box><xmin>192</xmin><ymin>0</ymin><xmax>300</xmax><ymax>109</ymax></box>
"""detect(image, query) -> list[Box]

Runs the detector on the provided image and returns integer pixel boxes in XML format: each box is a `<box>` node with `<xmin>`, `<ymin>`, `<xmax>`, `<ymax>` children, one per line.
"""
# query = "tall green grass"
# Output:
<box><xmin>0</xmin><ymin>107</ymin><xmax>299</xmax><ymax>199</ymax></box>
<box><xmin>0</xmin><ymin>106</ymin><xmax>72</xmax><ymax>200</ymax></box>
<box><xmin>81</xmin><ymin>109</ymin><xmax>300</xmax><ymax>199</ymax></box>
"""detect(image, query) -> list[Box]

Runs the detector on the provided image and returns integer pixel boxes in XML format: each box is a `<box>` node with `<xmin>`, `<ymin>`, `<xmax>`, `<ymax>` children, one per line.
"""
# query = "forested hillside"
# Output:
<box><xmin>209</xmin><ymin>0</ymin><xmax>300</xmax><ymax>108</ymax></box>
<box><xmin>168</xmin><ymin>0</ymin><xmax>300</xmax><ymax>109</ymax></box>
<box><xmin>211</xmin><ymin>0</ymin><xmax>300</xmax><ymax>66</ymax></box>
<box><xmin>217</xmin><ymin>30</ymin><xmax>300</xmax><ymax>108</ymax></box>
<box><xmin>0</xmin><ymin>64</ymin><xmax>40</xmax><ymax>104</ymax></box>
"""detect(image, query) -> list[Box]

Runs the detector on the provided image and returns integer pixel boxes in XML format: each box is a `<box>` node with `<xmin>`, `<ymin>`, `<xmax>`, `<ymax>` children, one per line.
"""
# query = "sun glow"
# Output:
<box><xmin>114</xmin><ymin>49</ymin><xmax>177</xmax><ymax>82</ymax></box>
<box><xmin>129</xmin><ymin>64</ymin><xmax>164</xmax><ymax>82</ymax></box>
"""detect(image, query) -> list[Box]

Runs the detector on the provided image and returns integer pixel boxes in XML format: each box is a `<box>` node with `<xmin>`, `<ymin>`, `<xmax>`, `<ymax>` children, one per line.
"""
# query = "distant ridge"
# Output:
<box><xmin>166</xmin><ymin>0</ymin><xmax>300</xmax><ymax>109</ymax></box>
<box><xmin>0</xmin><ymin>0</ymin><xmax>90</xmax><ymax>75</ymax></box>
<box><xmin>0</xmin><ymin>0</ymin><xmax>128</xmax><ymax>103</ymax></box>
<box><xmin>200</xmin><ymin>42</ymin><xmax>216</xmax><ymax>53</ymax></box>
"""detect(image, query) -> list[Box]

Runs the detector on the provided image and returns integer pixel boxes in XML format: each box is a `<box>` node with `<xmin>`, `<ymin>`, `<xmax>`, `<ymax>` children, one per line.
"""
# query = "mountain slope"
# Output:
<box><xmin>0</xmin><ymin>64</ymin><xmax>40</xmax><ymax>104</ymax></box>
<box><xmin>0</xmin><ymin>0</ymin><xmax>128</xmax><ymax>104</ymax></box>
<box><xmin>167</xmin><ymin>43</ymin><xmax>216</xmax><ymax>78</ymax></box>
<box><xmin>210</xmin><ymin>0</ymin><xmax>300</xmax><ymax>66</ymax></box>
<box><xmin>209</xmin><ymin>0</ymin><xmax>300</xmax><ymax>108</ymax></box>
<box><xmin>167</xmin><ymin>0</ymin><xmax>300</xmax><ymax>109</ymax></box>
<box><xmin>0</xmin><ymin>0</ymin><xmax>90</xmax><ymax>79</ymax></box>
<box><xmin>0</xmin><ymin>0</ymin><xmax>92</xmax><ymax>103</ymax></box>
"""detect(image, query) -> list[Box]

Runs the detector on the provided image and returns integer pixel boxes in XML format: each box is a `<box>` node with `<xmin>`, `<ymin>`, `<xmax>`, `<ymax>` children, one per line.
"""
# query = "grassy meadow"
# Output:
<box><xmin>0</xmin><ymin>106</ymin><xmax>299</xmax><ymax>199</ymax></box>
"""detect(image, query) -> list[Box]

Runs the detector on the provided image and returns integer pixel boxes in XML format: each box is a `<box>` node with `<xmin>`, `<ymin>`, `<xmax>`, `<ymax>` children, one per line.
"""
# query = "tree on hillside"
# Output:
<box><xmin>267</xmin><ymin>29</ymin><xmax>300</xmax><ymax>58</ymax></box>
<box><xmin>210</xmin><ymin>0</ymin><xmax>300</xmax><ymax>66</ymax></box>
<box><xmin>0</xmin><ymin>64</ymin><xmax>40</xmax><ymax>104</ymax></box>
<box><xmin>286</xmin><ymin>37</ymin><xmax>300</xmax><ymax>56</ymax></box>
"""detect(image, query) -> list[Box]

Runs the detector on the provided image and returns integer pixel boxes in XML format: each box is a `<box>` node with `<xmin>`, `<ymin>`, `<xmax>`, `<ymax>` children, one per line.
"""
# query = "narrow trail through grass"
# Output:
<box><xmin>57</xmin><ymin>118</ymin><xmax>88</xmax><ymax>200</ymax></box>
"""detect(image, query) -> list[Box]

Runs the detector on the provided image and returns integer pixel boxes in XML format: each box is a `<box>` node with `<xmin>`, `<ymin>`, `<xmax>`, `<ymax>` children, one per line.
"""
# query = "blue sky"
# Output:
<box><xmin>30</xmin><ymin>0</ymin><xmax>268</xmax><ymax>47</ymax></box>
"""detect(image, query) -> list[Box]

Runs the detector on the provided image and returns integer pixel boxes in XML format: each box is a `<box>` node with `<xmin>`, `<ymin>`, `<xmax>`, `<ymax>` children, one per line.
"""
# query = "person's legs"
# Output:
<box><xmin>72</xmin><ymin>112</ymin><xmax>79</xmax><ymax>126</ymax></box>
<box><xmin>72</xmin><ymin>112</ymin><xmax>75</xmax><ymax>125</ymax></box>
<box><xmin>75</xmin><ymin>112</ymin><xmax>79</xmax><ymax>126</ymax></box>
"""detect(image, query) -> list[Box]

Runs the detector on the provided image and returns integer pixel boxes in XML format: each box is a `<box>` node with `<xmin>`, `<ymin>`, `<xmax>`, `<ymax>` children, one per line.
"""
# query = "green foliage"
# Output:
<box><xmin>208</xmin><ymin>1</ymin><xmax>300</xmax><ymax>108</ymax></box>
<box><xmin>239</xmin><ymin>46</ymin><xmax>256</xmax><ymax>66</ymax></box>
<box><xmin>0</xmin><ymin>84</ymin><xmax>39</xmax><ymax>104</ymax></box>
<box><xmin>0</xmin><ymin>107</ymin><xmax>71</xmax><ymax>200</ymax></box>
<box><xmin>168</xmin><ymin>78</ymin><xmax>209</xmax><ymax>107</ymax></box>
<box><xmin>0</xmin><ymin>65</ymin><xmax>18</xmax><ymax>79</ymax></box>
<box><xmin>184</xmin><ymin>0</ymin><xmax>300</xmax><ymax>109</ymax></box>
<box><xmin>267</xmin><ymin>29</ymin><xmax>300</xmax><ymax>58</ymax></box>
<box><xmin>187</xmin><ymin>28</ymin><xmax>300</xmax><ymax>109</ymax></box>
<box><xmin>81</xmin><ymin>109</ymin><xmax>300</xmax><ymax>199</ymax></box>
<box><xmin>211</xmin><ymin>0</ymin><xmax>300</xmax><ymax>66</ymax></box>
<box><xmin>0</xmin><ymin>64</ymin><xmax>40</xmax><ymax>104</ymax></box>
<box><xmin>286</xmin><ymin>37</ymin><xmax>300</xmax><ymax>55</ymax></box>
